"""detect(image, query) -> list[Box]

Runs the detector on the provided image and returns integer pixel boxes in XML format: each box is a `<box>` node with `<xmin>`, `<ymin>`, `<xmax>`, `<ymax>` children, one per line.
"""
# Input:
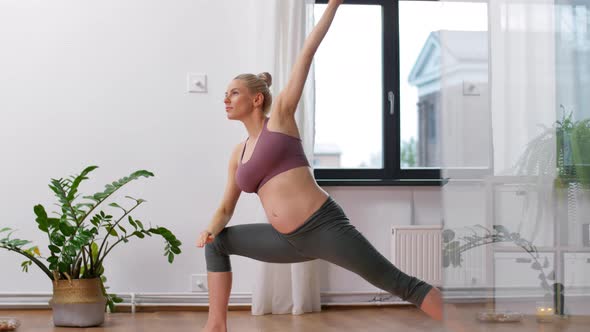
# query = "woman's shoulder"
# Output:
<box><xmin>230</xmin><ymin>141</ymin><xmax>246</xmax><ymax>162</ymax></box>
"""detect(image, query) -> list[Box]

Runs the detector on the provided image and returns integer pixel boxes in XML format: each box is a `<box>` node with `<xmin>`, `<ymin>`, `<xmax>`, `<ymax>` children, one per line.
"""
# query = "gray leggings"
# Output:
<box><xmin>205</xmin><ymin>197</ymin><xmax>433</xmax><ymax>307</ymax></box>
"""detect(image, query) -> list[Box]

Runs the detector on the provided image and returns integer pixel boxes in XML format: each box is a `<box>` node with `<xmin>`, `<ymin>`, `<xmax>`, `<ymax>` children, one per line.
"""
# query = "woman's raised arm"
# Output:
<box><xmin>275</xmin><ymin>0</ymin><xmax>343</xmax><ymax>116</ymax></box>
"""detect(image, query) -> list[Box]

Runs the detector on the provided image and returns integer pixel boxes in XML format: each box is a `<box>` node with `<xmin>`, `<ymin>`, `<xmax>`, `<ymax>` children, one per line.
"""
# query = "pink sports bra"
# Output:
<box><xmin>235</xmin><ymin>117</ymin><xmax>310</xmax><ymax>193</ymax></box>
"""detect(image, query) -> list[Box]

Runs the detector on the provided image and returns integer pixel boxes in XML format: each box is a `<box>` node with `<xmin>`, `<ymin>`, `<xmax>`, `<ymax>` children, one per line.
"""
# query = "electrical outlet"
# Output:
<box><xmin>191</xmin><ymin>274</ymin><xmax>208</xmax><ymax>292</ymax></box>
<box><xmin>462</xmin><ymin>80</ymin><xmax>480</xmax><ymax>96</ymax></box>
<box><xmin>187</xmin><ymin>73</ymin><xmax>207</xmax><ymax>93</ymax></box>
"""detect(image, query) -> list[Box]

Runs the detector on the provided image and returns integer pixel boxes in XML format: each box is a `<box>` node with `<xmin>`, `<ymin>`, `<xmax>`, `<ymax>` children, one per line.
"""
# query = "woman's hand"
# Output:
<box><xmin>196</xmin><ymin>230</ymin><xmax>215</xmax><ymax>248</ymax></box>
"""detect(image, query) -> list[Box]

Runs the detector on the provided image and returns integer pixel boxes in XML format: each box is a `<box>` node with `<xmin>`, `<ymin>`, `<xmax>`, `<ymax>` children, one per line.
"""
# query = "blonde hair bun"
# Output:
<box><xmin>258</xmin><ymin>72</ymin><xmax>272</xmax><ymax>88</ymax></box>
<box><xmin>234</xmin><ymin>73</ymin><xmax>273</xmax><ymax>115</ymax></box>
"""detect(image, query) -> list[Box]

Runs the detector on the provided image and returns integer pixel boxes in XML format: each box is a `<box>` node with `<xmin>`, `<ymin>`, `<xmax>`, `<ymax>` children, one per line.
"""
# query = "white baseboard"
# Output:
<box><xmin>1</xmin><ymin>288</ymin><xmax>587</xmax><ymax>310</ymax></box>
<box><xmin>0</xmin><ymin>292</ymin><xmax>407</xmax><ymax>310</ymax></box>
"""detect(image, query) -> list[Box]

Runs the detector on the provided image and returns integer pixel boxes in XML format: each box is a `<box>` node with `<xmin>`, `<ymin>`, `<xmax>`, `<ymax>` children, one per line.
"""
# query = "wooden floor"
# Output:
<box><xmin>1</xmin><ymin>303</ymin><xmax>589</xmax><ymax>332</ymax></box>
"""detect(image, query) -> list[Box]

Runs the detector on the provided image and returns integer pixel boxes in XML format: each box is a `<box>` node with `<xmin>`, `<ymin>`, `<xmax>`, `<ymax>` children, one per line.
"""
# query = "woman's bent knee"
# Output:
<box><xmin>205</xmin><ymin>239</ymin><xmax>232</xmax><ymax>272</ymax></box>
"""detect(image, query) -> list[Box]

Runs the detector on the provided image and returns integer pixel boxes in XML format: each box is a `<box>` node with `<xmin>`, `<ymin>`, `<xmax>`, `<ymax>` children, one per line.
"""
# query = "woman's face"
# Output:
<box><xmin>224</xmin><ymin>79</ymin><xmax>256</xmax><ymax>120</ymax></box>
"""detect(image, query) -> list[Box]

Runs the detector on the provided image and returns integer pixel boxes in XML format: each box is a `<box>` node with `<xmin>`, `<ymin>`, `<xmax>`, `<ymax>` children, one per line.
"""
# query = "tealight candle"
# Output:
<box><xmin>535</xmin><ymin>301</ymin><xmax>554</xmax><ymax>323</ymax></box>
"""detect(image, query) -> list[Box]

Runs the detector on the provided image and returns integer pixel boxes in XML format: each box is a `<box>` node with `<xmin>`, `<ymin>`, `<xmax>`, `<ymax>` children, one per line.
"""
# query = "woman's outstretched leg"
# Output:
<box><xmin>202</xmin><ymin>272</ymin><xmax>232</xmax><ymax>332</ymax></box>
<box><xmin>287</xmin><ymin>214</ymin><xmax>442</xmax><ymax>320</ymax></box>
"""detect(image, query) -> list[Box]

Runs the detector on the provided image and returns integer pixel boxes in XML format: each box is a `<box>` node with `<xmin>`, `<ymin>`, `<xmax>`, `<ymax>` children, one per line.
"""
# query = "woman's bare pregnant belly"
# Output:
<box><xmin>257</xmin><ymin>166</ymin><xmax>329</xmax><ymax>234</ymax></box>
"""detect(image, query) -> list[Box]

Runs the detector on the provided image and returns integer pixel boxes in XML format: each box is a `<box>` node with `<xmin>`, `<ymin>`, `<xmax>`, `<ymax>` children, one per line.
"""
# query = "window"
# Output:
<box><xmin>313</xmin><ymin>0</ymin><xmax>489</xmax><ymax>184</ymax></box>
<box><xmin>313</xmin><ymin>3</ymin><xmax>384</xmax><ymax>171</ymax></box>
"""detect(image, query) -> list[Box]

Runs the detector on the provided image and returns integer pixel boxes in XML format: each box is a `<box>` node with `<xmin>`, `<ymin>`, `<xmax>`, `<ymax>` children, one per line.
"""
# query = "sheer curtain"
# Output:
<box><xmin>489</xmin><ymin>0</ymin><xmax>557</xmax><ymax>174</ymax></box>
<box><xmin>250</xmin><ymin>0</ymin><xmax>321</xmax><ymax>316</ymax></box>
<box><xmin>440</xmin><ymin>0</ymin><xmax>559</xmax><ymax>309</ymax></box>
<box><xmin>488</xmin><ymin>0</ymin><xmax>557</xmax><ymax>243</ymax></box>
<box><xmin>440</xmin><ymin>0</ymin><xmax>557</xmax><ymax>243</ymax></box>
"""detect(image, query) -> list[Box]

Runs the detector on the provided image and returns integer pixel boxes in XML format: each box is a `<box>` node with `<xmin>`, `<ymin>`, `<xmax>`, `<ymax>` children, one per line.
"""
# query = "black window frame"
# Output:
<box><xmin>313</xmin><ymin>0</ymin><xmax>443</xmax><ymax>186</ymax></box>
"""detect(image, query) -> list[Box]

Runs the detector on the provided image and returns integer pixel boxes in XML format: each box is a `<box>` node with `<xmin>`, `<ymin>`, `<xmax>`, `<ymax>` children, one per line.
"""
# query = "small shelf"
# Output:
<box><xmin>560</xmin><ymin>247</ymin><xmax>590</xmax><ymax>252</ymax></box>
<box><xmin>492</xmin><ymin>246</ymin><xmax>556</xmax><ymax>253</ymax></box>
<box><xmin>492</xmin><ymin>246</ymin><xmax>590</xmax><ymax>253</ymax></box>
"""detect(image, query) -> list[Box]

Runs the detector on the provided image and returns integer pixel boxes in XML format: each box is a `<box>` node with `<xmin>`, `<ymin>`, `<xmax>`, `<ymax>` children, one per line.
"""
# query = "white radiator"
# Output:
<box><xmin>390</xmin><ymin>225</ymin><xmax>488</xmax><ymax>288</ymax></box>
<box><xmin>390</xmin><ymin>225</ymin><xmax>443</xmax><ymax>287</ymax></box>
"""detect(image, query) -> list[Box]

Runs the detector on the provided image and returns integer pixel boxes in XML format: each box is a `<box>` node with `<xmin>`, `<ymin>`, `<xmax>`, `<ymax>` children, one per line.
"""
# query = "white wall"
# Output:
<box><xmin>0</xmin><ymin>0</ymin><xmax>442</xmax><ymax>295</ymax></box>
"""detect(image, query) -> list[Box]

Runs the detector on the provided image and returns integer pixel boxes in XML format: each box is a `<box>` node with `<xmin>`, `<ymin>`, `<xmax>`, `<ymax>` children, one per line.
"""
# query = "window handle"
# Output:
<box><xmin>388</xmin><ymin>91</ymin><xmax>395</xmax><ymax>115</ymax></box>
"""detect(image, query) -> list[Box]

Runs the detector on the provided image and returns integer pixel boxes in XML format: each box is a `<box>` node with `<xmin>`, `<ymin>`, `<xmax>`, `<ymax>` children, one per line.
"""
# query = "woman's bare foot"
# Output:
<box><xmin>420</xmin><ymin>287</ymin><xmax>443</xmax><ymax>320</ymax></box>
<box><xmin>201</xmin><ymin>322</ymin><xmax>227</xmax><ymax>332</ymax></box>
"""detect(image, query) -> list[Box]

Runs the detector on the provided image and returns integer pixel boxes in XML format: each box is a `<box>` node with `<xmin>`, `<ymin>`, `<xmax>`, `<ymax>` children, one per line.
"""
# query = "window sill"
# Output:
<box><xmin>317</xmin><ymin>179</ymin><xmax>447</xmax><ymax>187</ymax></box>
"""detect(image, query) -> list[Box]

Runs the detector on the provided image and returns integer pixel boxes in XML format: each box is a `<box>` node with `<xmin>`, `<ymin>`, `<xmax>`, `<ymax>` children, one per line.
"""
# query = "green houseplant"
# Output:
<box><xmin>510</xmin><ymin>106</ymin><xmax>590</xmax><ymax>188</ymax></box>
<box><xmin>443</xmin><ymin>224</ymin><xmax>564</xmax><ymax>315</ymax></box>
<box><xmin>0</xmin><ymin>166</ymin><xmax>182</xmax><ymax>326</ymax></box>
<box><xmin>443</xmin><ymin>225</ymin><xmax>555</xmax><ymax>293</ymax></box>
<box><xmin>556</xmin><ymin>108</ymin><xmax>590</xmax><ymax>188</ymax></box>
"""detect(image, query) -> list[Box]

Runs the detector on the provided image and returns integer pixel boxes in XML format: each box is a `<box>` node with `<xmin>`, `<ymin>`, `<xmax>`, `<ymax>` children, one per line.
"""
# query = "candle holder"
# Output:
<box><xmin>0</xmin><ymin>317</ymin><xmax>20</xmax><ymax>331</ymax></box>
<box><xmin>476</xmin><ymin>310</ymin><xmax>523</xmax><ymax>323</ymax></box>
<box><xmin>535</xmin><ymin>301</ymin><xmax>555</xmax><ymax>323</ymax></box>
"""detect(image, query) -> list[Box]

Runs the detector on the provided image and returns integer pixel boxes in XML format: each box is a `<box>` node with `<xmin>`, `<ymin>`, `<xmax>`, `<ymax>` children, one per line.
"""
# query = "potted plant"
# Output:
<box><xmin>0</xmin><ymin>166</ymin><xmax>182</xmax><ymax>327</ymax></box>
<box><xmin>510</xmin><ymin>106</ymin><xmax>589</xmax><ymax>188</ymax></box>
<box><xmin>556</xmin><ymin>108</ymin><xmax>590</xmax><ymax>188</ymax></box>
<box><xmin>442</xmin><ymin>224</ymin><xmax>563</xmax><ymax>315</ymax></box>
